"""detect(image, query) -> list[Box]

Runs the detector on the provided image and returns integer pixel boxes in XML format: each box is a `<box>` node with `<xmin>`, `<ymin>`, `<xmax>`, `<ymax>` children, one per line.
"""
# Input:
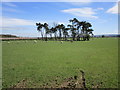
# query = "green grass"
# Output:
<box><xmin>2</xmin><ymin>38</ymin><xmax>118</xmax><ymax>88</ymax></box>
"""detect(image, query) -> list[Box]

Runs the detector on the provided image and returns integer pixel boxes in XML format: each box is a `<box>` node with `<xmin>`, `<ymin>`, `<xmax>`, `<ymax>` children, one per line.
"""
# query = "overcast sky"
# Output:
<box><xmin>1</xmin><ymin>2</ymin><xmax>118</xmax><ymax>37</ymax></box>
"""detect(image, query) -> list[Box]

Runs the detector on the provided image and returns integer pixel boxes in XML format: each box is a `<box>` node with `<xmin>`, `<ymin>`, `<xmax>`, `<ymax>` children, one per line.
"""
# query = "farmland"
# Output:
<box><xmin>2</xmin><ymin>38</ymin><xmax>118</xmax><ymax>88</ymax></box>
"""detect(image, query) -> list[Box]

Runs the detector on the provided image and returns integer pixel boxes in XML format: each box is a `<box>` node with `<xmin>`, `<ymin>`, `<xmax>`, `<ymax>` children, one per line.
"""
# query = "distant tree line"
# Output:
<box><xmin>94</xmin><ymin>34</ymin><xmax>120</xmax><ymax>38</ymax></box>
<box><xmin>0</xmin><ymin>34</ymin><xmax>18</xmax><ymax>38</ymax></box>
<box><xmin>36</xmin><ymin>18</ymin><xmax>94</xmax><ymax>41</ymax></box>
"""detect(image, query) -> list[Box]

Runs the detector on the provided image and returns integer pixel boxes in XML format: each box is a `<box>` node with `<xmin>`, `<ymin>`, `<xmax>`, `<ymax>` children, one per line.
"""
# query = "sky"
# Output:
<box><xmin>1</xmin><ymin>2</ymin><xmax>119</xmax><ymax>37</ymax></box>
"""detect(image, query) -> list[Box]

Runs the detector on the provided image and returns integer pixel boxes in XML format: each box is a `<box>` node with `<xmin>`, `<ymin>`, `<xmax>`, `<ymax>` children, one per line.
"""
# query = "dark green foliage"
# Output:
<box><xmin>36</xmin><ymin>18</ymin><xmax>94</xmax><ymax>41</ymax></box>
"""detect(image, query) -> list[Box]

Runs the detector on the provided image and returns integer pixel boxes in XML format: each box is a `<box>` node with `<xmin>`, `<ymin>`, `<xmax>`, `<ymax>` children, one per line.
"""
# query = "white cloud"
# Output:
<box><xmin>66</xmin><ymin>0</ymin><xmax>92</xmax><ymax>6</ymax></box>
<box><xmin>107</xmin><ymin>3</ymin><xmax>118</xmax><ymax>14</ymax></box>
<box><xmin>1</xmin><ymin>17</ymin><xmax>67</xmax><ymax>27</ymax></box>
<box><xmin>2</xmin><ymin>7</ymin><xmax>23</xmax><ymax>13</ymax></box>
<box><xmin>94</xmin><ymin>8</ymin><xmax>104</xmax><ymax>12</ymax></box>
<box><xmin>0</xmin><ymin>17</ymin><xmax>36</xmax><ymax>31</ymax></box>
<box><xmin>1</xmin><ymin>17</ymin><xmax>40</xmax><ymax>37</ymax></box>
<box><xmin>61</xmin><ymin>7</ymin><xmax>98</xmax><ymax>19</ymax></box>
<box><xmin>1</xmin><ymin>17</ymin><xmax>67</xmax><ymax>31</ymax></box>
<box><xmin>2</xmin><ymin>17</ymin><xmax>35</xmax><ymax>27</ymax></box>
<box><xmin>1</xmin><ymin>27</ymin><xmax>32</xmax><ymax>31</ymax></box>
<box><xmin>96</xmin><ymin>8</ymin><xmax>104</xmax><ymax>10</ymax></box>
<box><xmin>3</xmin><ymin>2</ymin><xmax>17</xmax><ymax>7</ymax></box>
<box><xmin>67</xmin><ymin>2</ymin><xmax>91</xmax><ymax>6</ymax></box>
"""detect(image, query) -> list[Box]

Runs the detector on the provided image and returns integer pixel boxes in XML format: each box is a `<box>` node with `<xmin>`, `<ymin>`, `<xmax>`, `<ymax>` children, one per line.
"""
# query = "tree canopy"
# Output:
<box><xmin>36</xmin><ymin>18</ymin><xmax>94</xmax><ymax>41</ymax></box>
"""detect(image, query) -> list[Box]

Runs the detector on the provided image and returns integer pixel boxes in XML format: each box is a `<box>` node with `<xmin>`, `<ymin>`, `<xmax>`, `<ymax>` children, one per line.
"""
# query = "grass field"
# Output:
<box><xmin>2</xmin><ymin>38</ymin><xmax>118</xmax><ymax>88</ymax></box>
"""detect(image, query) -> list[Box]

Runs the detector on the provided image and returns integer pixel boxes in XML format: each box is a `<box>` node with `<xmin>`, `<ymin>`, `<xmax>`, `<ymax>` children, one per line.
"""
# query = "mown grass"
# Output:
<box><xmin>2</xmin><ymin>38</ymin><xmax>118</xmax><ymax>88</ymax></box>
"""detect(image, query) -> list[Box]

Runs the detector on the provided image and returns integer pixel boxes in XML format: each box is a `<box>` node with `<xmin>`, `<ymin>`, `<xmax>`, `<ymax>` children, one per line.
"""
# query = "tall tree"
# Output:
<box><xmin>67</xmin><ymin>24</ymin><xmax>77</xmax><ymax>41</ymax></box>
<box><xmin>60</xmin><ymin>24</ymin><xmax>65</xmax><ymax>40</ymax></box>
<box><xmin>87</xmin><ymin>29</ymin><xmax>94</xmax><ymax>40</ymax></box>
<box><xmin>63</xmin><ymin>28</ymin><xmax>69</xmax><ymax>41</ymax></box>
<box><xmin>69</xmin><ymin>18</ymin><xmax>79</xmax><ymax>41</ymax></box>
<box><xmin>50</xmin><ymin>27</ymin><xmax>57</xmax><ymax>40</ymax></box>
<box><xmin>36</xmin><ymin>18</ymin><xmax>94</xmax><ymax>41</ymax></box>
<box><xmin>56</xmin><ymin>24</ymin><xmax>62</xmax><ymax>40</ymax></box>
<box><xmin>82</xmin><ymin>22</ymin><xmax>92</xmax><ymax>41</ymax></box>
<box><xmin>69</xmin><ymin>18</ymin><xmax>78</xmax><ymax>25</ymax></box>
<box><xmin>43</xmin><ymin>23</ymin><xmax>49</xmax><ymax>41</ymax></box>
<box><xmin>36</xmin><ymin>23</ymin><xmax>44</xmax><ymax>40</ymax></box>
<box><xmin>47</xmin><ymin>27</ymin><xmax>53</xmax><ymax>39</ymax></box>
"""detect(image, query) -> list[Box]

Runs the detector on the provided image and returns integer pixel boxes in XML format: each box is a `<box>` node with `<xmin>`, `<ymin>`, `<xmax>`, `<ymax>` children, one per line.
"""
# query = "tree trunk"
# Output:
<box><xmin>54</xmin><ymin>32</ymin><xmax>57</xmax><ymax>40</ymax></box>
<box><xmin>45</xmin><ymin>34</ymin><xmax>47</xmax><ymax>41</ymax></box>
<box><xmin>65</xmin><ymin>35</ymin><xmax>67</xmax><ymax>41</ymax></box>
<box><xmin>59</xmin><ymin>29</ymin><xmax>61</xmax><ymax>40</ymax></box>
<box><xmin>73</xmin><ymin>34</ymin><xmax>76</xmax><ymax>41</ymax></box>
<box><xmin>50</xmin><ymin>33</ymin><xmax>52</xmax><ymax>40</ymax></box>
<box><xmin>41</xmin><ymin>31</ymin><xmax>43</xmax><ymax>40</ymax></box>
<box><xmin>77</xmin><ymin>35</ymin><xmax>80</xmax><ymax>41</ymax></box>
